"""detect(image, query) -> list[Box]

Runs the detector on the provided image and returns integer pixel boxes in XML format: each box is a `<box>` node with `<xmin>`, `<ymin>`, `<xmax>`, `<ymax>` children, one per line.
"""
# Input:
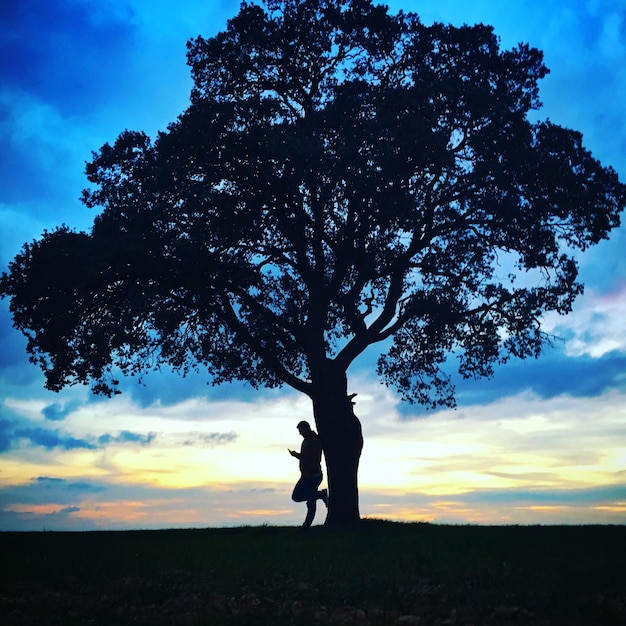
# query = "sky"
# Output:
<box><xmin>1</xmin><ymin>0</ymin><xmax>625</xmax><ymax>531</ymax></box>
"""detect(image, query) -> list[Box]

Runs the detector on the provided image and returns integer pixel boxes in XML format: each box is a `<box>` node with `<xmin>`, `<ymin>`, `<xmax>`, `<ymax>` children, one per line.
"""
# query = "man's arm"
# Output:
<box><xmin>288</xmin><ymin>449</ymin><xmax>300</xmax><ymax>459</ymax></box>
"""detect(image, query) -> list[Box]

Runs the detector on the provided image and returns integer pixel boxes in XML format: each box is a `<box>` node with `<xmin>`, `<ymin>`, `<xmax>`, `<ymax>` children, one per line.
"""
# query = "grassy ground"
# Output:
<box><xmin>1</xmin><ymin>520</ymin><xmax>625</xmax><ymax>625</ymax></box>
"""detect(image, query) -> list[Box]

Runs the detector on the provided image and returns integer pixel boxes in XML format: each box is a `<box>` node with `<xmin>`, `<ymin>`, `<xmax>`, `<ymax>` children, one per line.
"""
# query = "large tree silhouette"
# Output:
<box><xmin>2</xmin><ymin>0</ymin><xmax>624</xmax><ymax>524</ymax></box>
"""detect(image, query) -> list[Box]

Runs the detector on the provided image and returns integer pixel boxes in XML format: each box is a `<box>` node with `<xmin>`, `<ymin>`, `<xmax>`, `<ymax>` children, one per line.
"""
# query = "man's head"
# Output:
<box><xmin>297</xmin><ymin>420</ymin><xmax>312</xmax><ymax>436</ymax></box>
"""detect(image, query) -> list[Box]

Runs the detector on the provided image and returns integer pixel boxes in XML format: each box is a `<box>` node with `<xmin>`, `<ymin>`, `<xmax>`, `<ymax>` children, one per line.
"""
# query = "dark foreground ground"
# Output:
<box><xmin>1</xmin><ymin>520</ymin><xmax>625</xmax><ymax>625</ymax></box>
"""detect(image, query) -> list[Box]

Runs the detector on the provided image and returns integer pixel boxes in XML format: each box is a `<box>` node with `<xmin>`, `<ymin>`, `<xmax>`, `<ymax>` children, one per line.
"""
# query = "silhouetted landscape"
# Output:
<box><xmin>2</xmin><ymin>520</ymin><xmax>625</xmax><ymax>624</ymax></box>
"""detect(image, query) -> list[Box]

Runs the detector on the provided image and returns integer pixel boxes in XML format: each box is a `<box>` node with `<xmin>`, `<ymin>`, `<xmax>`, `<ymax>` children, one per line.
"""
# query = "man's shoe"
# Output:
<box><xmin>320</xmin><ymin>489</ymin><xmax>328</xmax><ymax>507</ymax></box>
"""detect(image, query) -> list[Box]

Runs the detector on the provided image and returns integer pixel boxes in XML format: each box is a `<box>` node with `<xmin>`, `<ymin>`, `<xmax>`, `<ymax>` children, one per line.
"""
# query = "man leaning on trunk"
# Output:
<box><xmin>289</xmin><ymin>420</ymin><xmax>328</xmax><ymax>529</ymax></box>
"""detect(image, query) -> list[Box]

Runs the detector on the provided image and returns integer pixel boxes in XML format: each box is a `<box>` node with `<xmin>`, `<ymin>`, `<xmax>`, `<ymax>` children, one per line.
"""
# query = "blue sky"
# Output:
<box><xmin>1</xmin><ymin>0</ymin><xmax>625</xmax><ymax>530</ymax></box>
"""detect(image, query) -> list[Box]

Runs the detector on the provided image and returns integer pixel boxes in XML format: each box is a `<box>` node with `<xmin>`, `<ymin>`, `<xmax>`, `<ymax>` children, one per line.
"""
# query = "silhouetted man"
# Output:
<box><xmin>289</xmin><ymin>420</ymin><xmax>328</xmax><ymax>529</ymax></box>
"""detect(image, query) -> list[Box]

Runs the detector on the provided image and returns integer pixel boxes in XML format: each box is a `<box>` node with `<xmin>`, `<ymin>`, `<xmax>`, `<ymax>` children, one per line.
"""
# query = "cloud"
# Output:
<box><xmin>0</xmin><ymin>478</ymin><xmax>297</xmax><ymax>531</ymax></box>
<box><xmin>0</xmin><ymin>0</ymin><xmax>237</xmax><ymax>266</ymax></box>
<box><xmin>0</xmin><ymin>0</ymin><xmax>137</xmax><ymax>113</ymax></box>
<box><xmin>3</xmin><ymin>472</ymin><xmax>625</xmax><ymax>531</ymax></box>
<box><xmin>372</xmin><ymin>343</ymin><xmax>626</xmax><ymax>418</ymax></box>
<box><xmin>577</xmin><ymin>230</ymin><xmax>626</xmax><ymax>293</ymax></box>
<box><xmin>0</xmin><ymin>477</ymin><xmax>104</xmax><ymax>505</ymax></box>
<box><xmin>0</xmin><ymin>88</ymin><xmax>103</xmax><ymax>240</ymax></box>
<box><xmin>537</xmin><ymin>4</ymin><xmax>626</xmax><ymax>172</ymax></box>
<box><xmin>462</xmin><ymin>483</ymin><xmax>626</xmax><ymax>506</ymax></box>
<box><xmin>358</xmin><ymin>386</ymin><xmax>626</xmax><ymax>503</ymax></box>
<box><xmin>116</xmin><ymin>367</ymin><xmax>262</xmax><ymax>408</ymax></box>
<box><xmin>543</xmin><ymin>283</ymin><xmax>626</xmax><ymax>358</ymax></box>
<box><xmin>97</xmin><ymin>430</ymin><xmax>157</xmax><ymax>446</ymax></box>
<box><xmin>0</xmin><ymin>417</ymin><xmax>14</xmax><ymax>453</ymax></box>
<box><xmin>451</xmin><ymin>350</ymin><xmax>626</xmax><ymax>407</ymax></box>
<box><xmin>0</xmin><ymin>477</ymin><xmax>103</xmax><ymax>531</ymax></box>
<box><xmin>12</xmin><ymin>426</ymin><xmax>96</xmax><ymax>451</ymax></box>
<box><xmin>0</xmin><ymin>507</ymin><xmax>91</xmax><ymax>532</ymax></box>
<box><xmin>59</xmin><ymin>506</ymin><xmax>81</xmax><ymax>514</ymax></box>
<box><xmin>0</xmin><ymin>411</ymin><xmax>159</xmax><ymax>454</ymax></box>
<box><xmin>182</xmin><ymin>432</ymin><xmax>238</xmax><ymax>447</ymax></box>
<box><xmin>35</xmin><ymin>476</ymin><xmax>105</xmax><ymax>495</ymax></box>
<box><xmin>0</xmin><ymin>305</ymin><xmax>38</xmax><ymax>384</ymax></box>
<box><xmin>42</xmin><ymin>400</ymin><xmax>82</xmax><ymax>422</ymax></box>
<box><xmin>0</xmin><ymin>3</ymin><xmax>141</xmax><ymax>244</ymax></box>
<box><xmin>0</xmin><ymin>383</ymin><xmax>624</xmax><ymax>530</ymax></box>
<box><xmin>360</xmin><ymin>483</ymin><xmax>626</xmax><ymax>525</ymax></box>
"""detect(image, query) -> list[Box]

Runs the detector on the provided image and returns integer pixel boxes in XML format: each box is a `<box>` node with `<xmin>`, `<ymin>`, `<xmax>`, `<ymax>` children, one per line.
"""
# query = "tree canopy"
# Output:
<box><xmin>1</xmin><ymin>0</ymin><xmax>625</xmax><ymax>523</ymax></box>
<box><xmin>3</xmin><ymin>0</ymin><xmax>623</xmax><ymax>406</ymax></box>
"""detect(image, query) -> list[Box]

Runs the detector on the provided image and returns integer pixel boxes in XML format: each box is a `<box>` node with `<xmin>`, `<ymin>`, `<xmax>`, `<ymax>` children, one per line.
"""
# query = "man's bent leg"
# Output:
<box><xmin>292</xmin><ymin>474</ymin><xmax>322</xmax><ymax>503</ymax></box>
<box><xmin>291</xmin><ymin>477</ymin><xmax>308</xmax><ymax>503</ymax></box>
<box><xmin>293</xmin><ymin>474</ymin><xmax>323</xmax><ymax>527</ymax></box>
<box><xmin>303</xmin><ymin>498</ymin><xmax>317</xmax><ymax>528</ymax></box>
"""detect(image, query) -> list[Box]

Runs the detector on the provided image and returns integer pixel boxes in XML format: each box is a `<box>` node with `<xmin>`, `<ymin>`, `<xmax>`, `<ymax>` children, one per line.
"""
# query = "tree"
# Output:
<box><xmin>1</xmin><ymin>0</ymin><xmax>624</xmax><ymax>525</ymax></box>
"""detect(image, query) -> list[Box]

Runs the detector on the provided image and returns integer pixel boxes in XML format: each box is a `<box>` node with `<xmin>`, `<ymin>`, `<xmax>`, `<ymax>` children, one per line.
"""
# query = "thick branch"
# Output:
<box><xmin>220</xmin><ymin>293</ymin><xmax>311</xmax><ymax>395</ymax></box>
<box><xmin>335</xmin><ymin>268</ymin><xmax>406</xmax><ymax>369</ymax></box>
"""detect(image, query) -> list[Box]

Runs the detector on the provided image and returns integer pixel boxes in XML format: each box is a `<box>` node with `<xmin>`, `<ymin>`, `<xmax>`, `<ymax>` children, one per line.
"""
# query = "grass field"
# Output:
<box><xmin>1</xmin><ymin>520</ymin><xmax>625</xmax><ymax>625</ymax></box>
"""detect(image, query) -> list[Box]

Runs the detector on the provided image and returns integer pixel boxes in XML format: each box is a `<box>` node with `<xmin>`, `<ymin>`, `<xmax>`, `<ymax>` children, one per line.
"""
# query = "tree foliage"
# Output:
<box><xmin>2</xmin><ymin>0</ymin><xmax>624</xmax><ymax>410</ymax></box>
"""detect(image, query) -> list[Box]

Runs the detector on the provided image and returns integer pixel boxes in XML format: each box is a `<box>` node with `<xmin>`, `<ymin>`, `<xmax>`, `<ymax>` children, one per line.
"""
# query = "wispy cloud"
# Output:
<box><xmin>0</xmin><ymin>414</ymin><xmax>159</xmax><ymax>454</ymax></box>
<box><xmin>182</xmin><ymin>432</ymin><xmax>238</xmax><ymax>447</ymax></box>
<box><xmin>97</xmin><ymin>431</ymin><xmax>157</xmax><ymax>447</ymax></box>
<box><xmin>544</xmin><ymin>284</ymin><xmax>626</xmax><ymax>358</ymax></box>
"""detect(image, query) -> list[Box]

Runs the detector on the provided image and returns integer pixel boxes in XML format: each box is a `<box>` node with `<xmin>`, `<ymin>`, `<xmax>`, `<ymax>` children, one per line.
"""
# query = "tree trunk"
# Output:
<box><xmin>311</xmin><ymin>368</ymin><xmax>363</xmax><ymax>526</ymax></box>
